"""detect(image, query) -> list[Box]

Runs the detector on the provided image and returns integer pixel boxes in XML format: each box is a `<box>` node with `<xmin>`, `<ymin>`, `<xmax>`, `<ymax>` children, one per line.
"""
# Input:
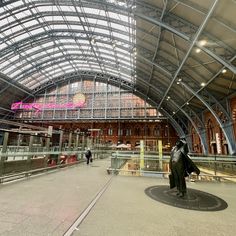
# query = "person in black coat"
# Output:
<box><xmin>169</xmin><ymin>139</ymin><xmax>200</xmax><ymax>197</ymax></box>
<box><xmin>85</xmin><ymin>148</ymin><xmax>92</xmax><ymax>165</ymax></box>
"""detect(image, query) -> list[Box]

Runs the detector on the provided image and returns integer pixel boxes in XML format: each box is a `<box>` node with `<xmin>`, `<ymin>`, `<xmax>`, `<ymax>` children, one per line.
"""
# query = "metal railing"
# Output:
<box><xmin>0</xmin><ymin>160</ymin><xmax>82</xmax><ymax>184</ymax></box>
<box><xmin>0</xmin><ymin>148</ymin><xmax>112</xmax><ymax>183</ymax></box>
<box><xmin>107</xmin><ymin>151</ymin><xmax>236</xmax><ymax>182</ymax></box>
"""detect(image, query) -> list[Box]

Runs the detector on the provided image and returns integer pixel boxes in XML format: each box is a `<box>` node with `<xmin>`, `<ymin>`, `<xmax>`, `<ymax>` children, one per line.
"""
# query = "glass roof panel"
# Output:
<box><xmin>0</xmin><ymin>1</ymin><xmax>135</xmax><ymax>90</ymax></box>
<box><xmin>82</xmin><ymin>7</ymin><xmax>100</xmax><ymax>15</ymax></box>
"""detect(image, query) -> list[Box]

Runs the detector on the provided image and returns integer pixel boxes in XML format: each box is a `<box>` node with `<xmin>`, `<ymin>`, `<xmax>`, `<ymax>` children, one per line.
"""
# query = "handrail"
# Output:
<box><xmin>0</xmin><ymin>160</ymin><xmax>84</xmax><ymax>184</ymax></box>
<box><xmin>108</xmin><ymin>152</ymin><xmax>236</xmax><ymax>182</ymax></box>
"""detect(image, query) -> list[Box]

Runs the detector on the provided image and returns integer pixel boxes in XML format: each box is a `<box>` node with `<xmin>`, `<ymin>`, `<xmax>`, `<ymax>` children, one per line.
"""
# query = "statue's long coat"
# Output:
<box><xmin>169</xmin><ymin>146</ymin><xmax>200</xmax><ymax>192</ymax></box>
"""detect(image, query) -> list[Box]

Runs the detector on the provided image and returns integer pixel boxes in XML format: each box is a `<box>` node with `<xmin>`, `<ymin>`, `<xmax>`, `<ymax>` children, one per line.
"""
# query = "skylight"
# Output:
<box><xmin>0</xmin><ymin>1</ymin><xmax>136</xmax><ymax>90</ymax></box>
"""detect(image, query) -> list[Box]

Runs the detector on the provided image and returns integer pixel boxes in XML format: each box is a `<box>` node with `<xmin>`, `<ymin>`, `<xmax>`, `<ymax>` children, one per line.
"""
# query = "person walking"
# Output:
<box><xmin>85</xmin><ymin>147</ymin><xmax>92</xmax><ymax>165</ymax></box>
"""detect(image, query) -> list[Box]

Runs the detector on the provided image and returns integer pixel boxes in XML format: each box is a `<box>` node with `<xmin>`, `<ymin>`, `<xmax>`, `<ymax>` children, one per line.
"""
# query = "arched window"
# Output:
<box><xmin>135</xmin><ymin>127</ymin><xmax>140</xmax><ymax>136</ymax></box>
<box><xmin>108</xmin><ymin>128</ymin><xmax>113</xmax><ymax>136</ymax></box>
<box><xmin>126</xmin><ymin>128</ymin><xmax>131</xmax><ymax>136</ymax></box>
<box><xmin>207</xmin><ymin>119</ymin><xmax>214</xmax><ymax>141</ymax></box>
<box><xmin>153</xmin><ymin>126</ymin><xmax>160</xmax><ymax>136</ymax></box>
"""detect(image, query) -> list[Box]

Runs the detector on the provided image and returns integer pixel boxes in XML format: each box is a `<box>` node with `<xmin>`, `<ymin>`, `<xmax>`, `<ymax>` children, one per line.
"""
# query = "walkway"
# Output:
<box><xmin>0</xmin><ymin>158</ymin><xmax>236</xmax><ymax>236</ymax></box>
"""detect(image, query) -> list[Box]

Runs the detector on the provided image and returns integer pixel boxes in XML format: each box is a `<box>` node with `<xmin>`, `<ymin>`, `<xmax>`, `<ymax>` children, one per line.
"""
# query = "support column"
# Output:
<box><xmin>0</xmin><ymin>132</ymin><xmax>9</xmax><ymax>177</ymax></box>
<box><xmin>44</xmin><ymin>137</ymin><xmax>50</xmax><ymax>167</ymax></box>
<box><xmin>75</xmin><ymin>133</ymin><xmax>80</xmax><ymax>160</ymax></box>
<box><xmin>82</xmin><ymin>134</ymin><xmax>85</xmax><ymax>151</ymax></box>
<box><xmin>68</xmin><ymin>131</ymin><xmax>72</xmax><ymax>151</ymax></box>
<box><xmin>27</xmin><ymin>135</ymin><xmax>34</xmax><ymax>171</ymax></box>
<box><xmin>75</xmin><ymin>133</ymin><xmax>79</xmax><ymax>149</ymax></box>
<box><xmin>58</xmin><ymin>130</ymin><xmax>63</xmax><ymax>165</ymax></box>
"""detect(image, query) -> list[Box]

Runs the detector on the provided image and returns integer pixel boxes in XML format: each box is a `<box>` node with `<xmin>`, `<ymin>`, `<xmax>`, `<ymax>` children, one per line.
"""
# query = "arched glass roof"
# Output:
<box><xmin>0</xmin><ymin>0</ymin><xmax>136</xmax><ymax>90</ymax></box>
<box><xmin>0</xmin><ymin>0</ymin><xmax>235</xmax><ymax>152</ymax></box>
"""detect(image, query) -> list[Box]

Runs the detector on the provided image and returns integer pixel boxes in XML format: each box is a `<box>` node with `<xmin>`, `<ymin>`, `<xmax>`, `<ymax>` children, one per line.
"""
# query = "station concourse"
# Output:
<box><xmin>0</xmin><ymin>0</ymin><xmax>236</xmax><ymax>235</ymax></box>
<box><xmin>0</xmin><ymin>158</ymin><xmax>236</xmax><ymax>236</ymax></box>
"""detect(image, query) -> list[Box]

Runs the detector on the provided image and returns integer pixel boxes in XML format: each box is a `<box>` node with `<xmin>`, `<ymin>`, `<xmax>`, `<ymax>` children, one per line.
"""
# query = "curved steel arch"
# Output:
<box><xmin>32</xmin><ymin>70</ymin><xmax>134</xmax><ymax>94</ymax></box>
<box><xmin>28</xmin><ymin>70</ymin><xmax>186</xmax><ymax>137</ymax></box>
<box><xmin>9</xmin><ymin>50</ymin><xmax>131</xmax><ymax>80</ymax></box>
<box><xmin>133</xmin><ymin>70</ymin><xmax>196</xmax><ymax>139</ymax></box>
<box><xmin>1</xmin><ymin>29</ymin><xmax>133</xmax><ymax>57</ymax></box>
<box><xmin>181</xmin><ymin>81</ymin><xmax>236</xmax><ymax>155</ymax></box>
<box><xmin>170</xmin><ymin>99</ymin><xmax>208</xmax><ymax>154</ymax></box>
<box><xmin>0</xmin><ymin>29</ymin><xmax>135</xmax><ymax>82</ymax></box>
<box><xmin>1</xmin><ymin>18</ymin><xmax>131</xmax><ymax>46</ymax></box>
<box><xmin>134</xmin><ymin>1</ymin><xmax>236</xmax><ymax>73</ymax></box>
<box><xmin>15</xmin><ymin>57</ymin><xmax>133</xmax><ymax>85</ymax></box>
<box><xmin>1</xmin><ymin>0</ymin><xmax>232</xmax><ymax>88</ymax></box>
<box><xmin>0</xmin><ymin>1</ymin><xmax>235</xmax><ymax>82</ymax></box>
<box><xmin>0</xmin><ymin>0</ymin><xmax>235</xmax><ymax>147</ymax></box>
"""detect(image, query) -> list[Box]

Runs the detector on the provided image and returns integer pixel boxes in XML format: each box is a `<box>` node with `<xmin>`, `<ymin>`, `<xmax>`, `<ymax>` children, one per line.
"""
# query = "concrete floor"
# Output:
<box><xmin>0</xmin><ymin>158</ymin><xmax>236</xmax><ymax>236</ymax></box>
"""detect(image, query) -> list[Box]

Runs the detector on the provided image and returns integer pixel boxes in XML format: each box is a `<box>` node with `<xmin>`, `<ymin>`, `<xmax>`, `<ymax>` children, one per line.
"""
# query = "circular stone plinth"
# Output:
<box><xmin>145</xmin><ymin>185</ymin><xmax>228</xmax><ymax>211</ymax></box>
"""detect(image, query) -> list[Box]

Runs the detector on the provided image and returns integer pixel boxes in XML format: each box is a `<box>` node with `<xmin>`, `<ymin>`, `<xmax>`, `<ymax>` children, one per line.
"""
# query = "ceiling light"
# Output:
<box><xmin>195</xmin><ymin>48</ymin><xmax>201</xmax><ymax>53</ymax></box>
<box><xmin>222</xmin><ymin>69</ymin><xmax>227</xmax><ymax>74</ymax></box>
<box><xmin>201</xmin><ymin>82</ymin><xmax>206</xmax><ymax>87</ymax></box>
<box><xmin>199</xmin><ymin>40</ymin><xmax>207</xmax><ymax>46</ymax></box>
<box><xmin>186</xmin><ymin>102</ymin><xmax>189</xmax><ymax>105</ymax></box>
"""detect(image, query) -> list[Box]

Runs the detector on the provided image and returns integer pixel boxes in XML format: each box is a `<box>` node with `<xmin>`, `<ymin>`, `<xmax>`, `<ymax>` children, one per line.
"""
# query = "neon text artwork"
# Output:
<box><xmin>11</xmin><ymin>101</ymin><xmax>85</xmax><ymax>111</ymax></box>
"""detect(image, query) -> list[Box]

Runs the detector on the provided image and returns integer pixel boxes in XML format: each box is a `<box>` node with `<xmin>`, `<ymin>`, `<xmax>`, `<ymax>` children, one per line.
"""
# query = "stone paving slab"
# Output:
<box><xmin>72</xmin><ymin>176</ymin><xmax>236</xmax><ymax>236</ymax></box>
<box><xmin>0</xmin><ymin>160</ymin><xmax>111</xmax><ymax>236</ymax></box>
<box><xmin>0</xmin><ymin>159</ymin><xmax>236</xmax><ymax>236</ymax></box>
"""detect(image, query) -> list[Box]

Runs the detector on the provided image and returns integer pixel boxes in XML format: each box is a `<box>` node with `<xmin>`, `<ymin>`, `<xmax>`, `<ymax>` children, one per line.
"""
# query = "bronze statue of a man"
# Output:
<box><xmin>169</xmin><ymin>139</ymin><xmax>200</xmax><ymax>197</ymax></box>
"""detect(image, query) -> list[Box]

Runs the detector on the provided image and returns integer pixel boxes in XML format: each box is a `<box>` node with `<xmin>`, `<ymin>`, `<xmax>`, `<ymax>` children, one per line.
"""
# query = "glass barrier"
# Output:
<box><xmin>107</xmin><ymin>152</ymin><xmax>236</xmax><ymax>182</ymax></box>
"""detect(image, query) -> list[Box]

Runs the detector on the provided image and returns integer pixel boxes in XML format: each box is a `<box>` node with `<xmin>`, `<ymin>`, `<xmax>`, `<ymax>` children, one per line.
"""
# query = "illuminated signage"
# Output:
<box><xmin>11</xmin><ymin>93</ymin><xmax>86</xmax><ymax>111</ymax></box>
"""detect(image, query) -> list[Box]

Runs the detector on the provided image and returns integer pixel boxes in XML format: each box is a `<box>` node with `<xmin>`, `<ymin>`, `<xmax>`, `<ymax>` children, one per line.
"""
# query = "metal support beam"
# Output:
<box><xmin>0</xmin><ymin>119</ymin><xmax>47</xmax><ymax>131</ymax></box>
<box><xmin>197</xmin><ymin>44</ymin><xmax>236</xmax><ymax>74</ymax></box>
<box><xmin>170</xmin><ymin>99</ymin><xmax>208</xmax><ymax>154</ymax></box>
<box><xmin>160</xmin><ymin>108</ymin><xmax>185</xmax><ymax>137</ymax></box>
<box><xmin>0</xmin><ymin>132</ymin><xmax>9</xmax><ymax>176</ymax></box>
<box><xmin>0</xmin><ymin>73</ymin><xmax>34</xmax><ymax>97</ymax></box>
<box><xmin>158</xmin><ymin>0</ymin><xmax>219</xmax><ymax>110</ymax></box>
<box><xmin>181</xmin><ymin>82</ymin><xmax>236</xmax><ymax>155</ymax></box>
<box><xmin>134</xmin><ymin>12</ymin><xmax>189</xmax><ymax>40</ymax></box>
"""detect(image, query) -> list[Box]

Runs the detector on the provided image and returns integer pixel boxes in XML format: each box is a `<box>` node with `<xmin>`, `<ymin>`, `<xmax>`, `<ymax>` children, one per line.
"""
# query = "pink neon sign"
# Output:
<box><xmin>11</xmin><ymin>101</ymin><xmax>85</xmax><ymax>111</ymax></box>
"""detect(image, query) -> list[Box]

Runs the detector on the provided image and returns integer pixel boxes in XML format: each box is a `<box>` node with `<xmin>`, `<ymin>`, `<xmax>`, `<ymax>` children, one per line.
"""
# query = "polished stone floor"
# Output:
<box><xmin>0</xmin><ymin>158</ymin><xmax>236</xmax><ymax>236</ymax></box>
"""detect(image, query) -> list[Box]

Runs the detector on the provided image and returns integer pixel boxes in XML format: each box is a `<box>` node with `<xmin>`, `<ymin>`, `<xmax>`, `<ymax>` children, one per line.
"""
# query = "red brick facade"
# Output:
<box><xmin>190</xmin><ymin>96</ymin><xmax>236</xmax><ymax>155</ymax></box>
<box><xmin>46</xmin><ymin>120</ymin><xmax>179</xmax><ymax>151</ymax></box>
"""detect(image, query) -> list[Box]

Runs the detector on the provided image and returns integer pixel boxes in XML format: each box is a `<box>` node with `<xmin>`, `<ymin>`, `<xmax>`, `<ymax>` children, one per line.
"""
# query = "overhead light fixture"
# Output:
<box><xmin>186</xmin><ymin>102</ymin><xmax>189</xmax><ymax>105</ymax></box>
<box><xmin>199</xmin><ymin>40</ymin><xmax>207</xmax><ymax>46</ymax></box>
<box><xmin>222</xmin><ymin>69</ymin><xmax>227</xmax><ymax>74</ymax></box>
<box><xmin>201</xmin><ymin>82</ymin><xmax>206</xmax><ymax>87</ymax></box>
<box><xmin>195</xmin><ymin>48</ymin><xmax>201</xmax><ymax>53</ymax></box>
